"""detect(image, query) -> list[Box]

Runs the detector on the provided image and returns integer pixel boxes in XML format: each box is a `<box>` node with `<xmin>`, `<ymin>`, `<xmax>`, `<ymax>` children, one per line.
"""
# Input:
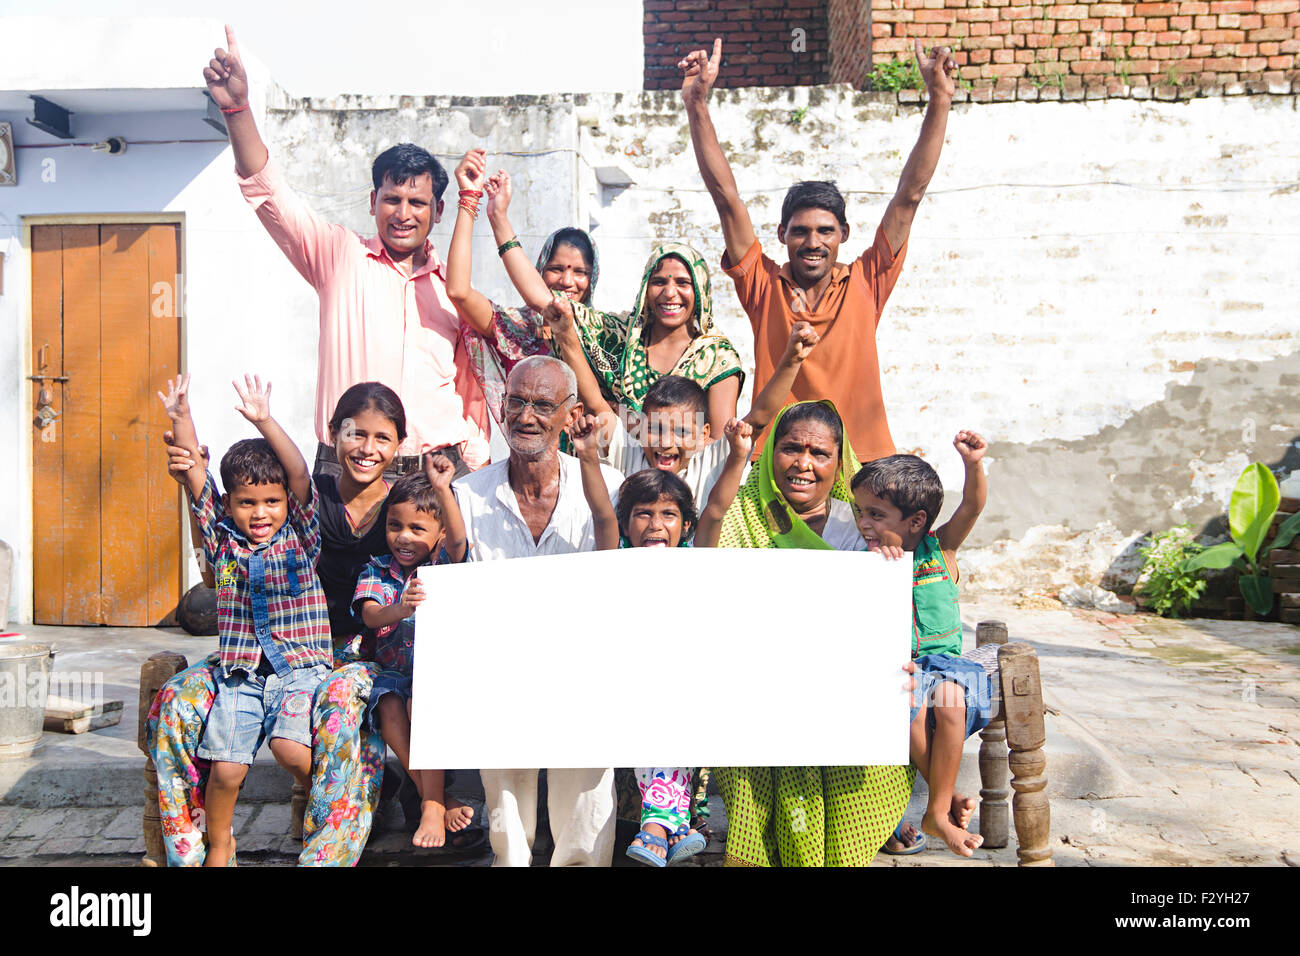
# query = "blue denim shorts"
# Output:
<box><xmin>910</xmin><ymin>654</ymin><xmax>993</xmax><ymax>740</ymax></box>
<box><xmin>197</xmin><ymin>663</ymin><xmax>330</xmax><ymax>764</ymax></box>
<box><xmin>365</xmin><ymin>670</ymin><xmax>413</xmax><ymax>736</ymax></box>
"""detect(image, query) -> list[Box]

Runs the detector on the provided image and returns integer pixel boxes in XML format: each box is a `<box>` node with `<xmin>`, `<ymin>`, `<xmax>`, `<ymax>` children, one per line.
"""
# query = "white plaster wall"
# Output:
<box><xmin>579</xmin><ymin>87</ymin><xmax>1300</xmax><ymax>497</ymax></box>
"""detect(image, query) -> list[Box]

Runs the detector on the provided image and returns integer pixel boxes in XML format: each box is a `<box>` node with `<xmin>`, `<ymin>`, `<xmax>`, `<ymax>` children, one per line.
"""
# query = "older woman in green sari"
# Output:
<box><xmin>703</xmin><ymin>400</ymin><xmax>917</xmax><ymax>867</ymax></box>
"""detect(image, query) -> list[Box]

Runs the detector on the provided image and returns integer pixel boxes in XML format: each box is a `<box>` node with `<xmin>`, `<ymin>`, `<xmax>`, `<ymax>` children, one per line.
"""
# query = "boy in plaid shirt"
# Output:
<box><xmin>159</xmin><ymin>373</ymin><xmax>332</xmax><ymax>867</ymax></box>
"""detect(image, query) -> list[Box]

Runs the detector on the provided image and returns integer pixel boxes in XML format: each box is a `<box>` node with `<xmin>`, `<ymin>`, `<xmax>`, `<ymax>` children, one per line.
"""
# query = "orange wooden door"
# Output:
<box><xmin>31</xmin><ymin>223</ymin><xmax>182</xmax><ymax>626</ymax></box>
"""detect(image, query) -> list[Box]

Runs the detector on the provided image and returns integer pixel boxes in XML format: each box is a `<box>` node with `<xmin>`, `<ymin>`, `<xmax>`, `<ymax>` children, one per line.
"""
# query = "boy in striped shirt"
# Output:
<box><xmin>159</xmin><ymin>373</ymin><xmax>332</xmax><ymax>867</ymax></box>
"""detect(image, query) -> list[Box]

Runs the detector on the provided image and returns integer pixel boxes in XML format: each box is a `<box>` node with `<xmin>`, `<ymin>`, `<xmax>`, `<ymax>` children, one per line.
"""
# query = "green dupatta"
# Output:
<box><xmin>568</xmin><ymin>242</ymin><xmax>744</xmax><ymax>413</ymax></box>
<box><xmin>716</xmin><ymin>401</ymin><xmax>861</xmax><ymax>549</ymax></box>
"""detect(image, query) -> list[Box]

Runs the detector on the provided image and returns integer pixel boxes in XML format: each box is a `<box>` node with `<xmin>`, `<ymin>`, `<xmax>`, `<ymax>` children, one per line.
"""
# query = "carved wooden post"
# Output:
<box><xmin>976</xmin><ymin>621</ymin><xmax>1010</xmax><ymax>848</ymax></box>
<box><xmin>291</xmin><ymin>782</ymin><xmax>307</xmax><ymax>840</ymax></box>
<box><xmin>138</xmin><ymin>652</ymin><xmax>188</xmax><ymax>867</ymax></box>
<box><xmin>1000</xmin><ymin>642</ymin><xmax>1052</xmax><ymax>866</ymax></box>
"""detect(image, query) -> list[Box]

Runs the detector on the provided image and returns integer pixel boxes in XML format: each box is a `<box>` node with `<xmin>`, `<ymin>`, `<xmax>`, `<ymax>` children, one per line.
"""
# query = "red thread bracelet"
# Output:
<box><xmin>220</xmin><ymin>105</ymin><xmax>249</xmax><ymax>115</ymax></box>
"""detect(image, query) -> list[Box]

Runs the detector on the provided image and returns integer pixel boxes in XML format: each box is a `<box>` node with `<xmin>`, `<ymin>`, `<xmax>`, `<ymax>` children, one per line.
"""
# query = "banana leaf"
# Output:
<box><xmin>1267</xmin><ymin>510</ymin><xmax>1300</xmax><ymax>553</ymax></box>
<box><xmin>1181</xmin><ymin>541</ymin><xmax>1243</xmax><ymax>572</ymax></box>
<box><xmin>1239</xmin><ymin>574</ymin><xmax>1273</xmax><ymax>616</ymax></box>
<box><xmin>1228</xmin><ymin>463</ymin><xmax>1279</xmax><ymax>566</ymax></box>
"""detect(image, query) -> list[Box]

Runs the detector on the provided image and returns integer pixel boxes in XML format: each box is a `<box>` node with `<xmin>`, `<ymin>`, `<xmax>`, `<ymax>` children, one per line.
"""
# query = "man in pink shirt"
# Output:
<box><xmin>204</xmin><ymin>26</ymin><xmax>489</xmax><ymax>478</ymax></box>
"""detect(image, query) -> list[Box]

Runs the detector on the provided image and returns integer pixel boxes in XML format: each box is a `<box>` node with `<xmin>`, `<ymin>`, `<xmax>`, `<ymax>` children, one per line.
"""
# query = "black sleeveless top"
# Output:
<box><xmin>314</xmin><ymin>474</ymin><xmax>390</xmax><ymax>640</ymax></box>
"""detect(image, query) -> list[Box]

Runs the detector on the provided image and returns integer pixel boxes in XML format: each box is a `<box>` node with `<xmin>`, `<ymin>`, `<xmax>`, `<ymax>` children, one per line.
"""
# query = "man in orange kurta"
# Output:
<box><xmin>681</xmin><ymin>39</ymin><xmax>958</xmax><ymax>463</ymax></box>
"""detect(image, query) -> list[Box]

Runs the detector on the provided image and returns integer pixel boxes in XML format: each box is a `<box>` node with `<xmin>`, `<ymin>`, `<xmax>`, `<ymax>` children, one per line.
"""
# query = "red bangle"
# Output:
<box><xmin>220</xmin><ymin>104</ymin><xmax>249</xmax><ymax>115</ymax></box>
<box><xmin>458</xmin><ymin>188</ymin><xmax>483</xmax><ymax>198</ymax></box>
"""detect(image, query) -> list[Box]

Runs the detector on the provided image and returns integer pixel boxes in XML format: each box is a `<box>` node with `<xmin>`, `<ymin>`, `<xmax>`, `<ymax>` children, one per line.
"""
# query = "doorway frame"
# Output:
<box><xmin>20</xmin><ymin>212</ymin><xmax>188</xmax><ymax>625</ymax></box>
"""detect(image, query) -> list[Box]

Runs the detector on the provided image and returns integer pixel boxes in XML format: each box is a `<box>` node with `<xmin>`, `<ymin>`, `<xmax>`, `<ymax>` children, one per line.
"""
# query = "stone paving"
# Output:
<box><xmin>2</xmin><ymin>598</ymin><xmax>1297</xmax><ymax>867</ymax></box>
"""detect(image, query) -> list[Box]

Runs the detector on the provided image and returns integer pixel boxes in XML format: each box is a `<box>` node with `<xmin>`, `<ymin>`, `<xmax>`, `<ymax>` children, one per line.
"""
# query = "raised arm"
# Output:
<box><xmin>544</xmin><ymin>297</ymin><xmax>615</xmax><ymax>421</ymax></box>
<box><xmin>695</xmin><ymin>418</ymin><xmax>754</xmax><ymax>548</ymax></box>
<box><xmin>935</xmin><ymin>430</ymin><xmax>988</xmax><ymax>552</ymax></box>
<box><xmin>743</xmin><ymin>321</ymin><xmax>819</xmax><ymax>434</ymax></box>
<box><xmin>424</xmin><ymin>453</ymin><xmax>468</xmax><ymax>563</ymax></box>
<box><xmin>445</xmin><ymin>149</ymin><xmax>497</xmax><ymax>334</ymax></box>
<box><xmin>680</xmin><ymin>40</ymin><xmax>757</xmax><ymax>267</ymax></box>
<box><xmin>570</xmin><ymin>414</ymin><xmax>620</xmax><ymax>550</ymax></box>
<box><xmin>486</xmin><ymin>171</ymin><xmax>555</xmax><ymax>312</ymax></box>
<box><xmin>158</xmin><ymin>375</ymin><xmax>206</xmax><ymax>501</ymax></box>
<box><xmin>879</xmin><ymin>40</ymin><xmax>956</xmax><ymax>255</ymax></box>
<box><xmin>360</xmin><ymin>577</ymin><xmax>426</xmax><ymax>631</ymax></box>
<box><xmin>203</xmin><ymin>25</ymin><xmax>269</xmax><ymax>178</ymax></box>
<box><xmin>232</xmin><ymin>374</ymin><xmax>310</xmax><ymax>505</ymax></box>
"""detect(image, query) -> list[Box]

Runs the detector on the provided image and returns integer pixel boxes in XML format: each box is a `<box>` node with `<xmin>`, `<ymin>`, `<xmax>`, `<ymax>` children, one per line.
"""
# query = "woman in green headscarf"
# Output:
<box><xmin>706</xmin><ymin>400</ymin><xmax>917</xmax><ymax>867</ymax></box>
<box><xmin>567</xmin><ymin>242</ymin><xmax>744</xmax><ymax>435</ymax></box>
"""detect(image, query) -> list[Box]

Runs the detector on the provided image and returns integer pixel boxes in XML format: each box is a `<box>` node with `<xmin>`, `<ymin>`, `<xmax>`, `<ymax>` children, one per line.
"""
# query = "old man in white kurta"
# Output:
<box><xmin>453</xmin><ymin>356</ymin><xmax>624</xmax><ymax>866</ymax></box>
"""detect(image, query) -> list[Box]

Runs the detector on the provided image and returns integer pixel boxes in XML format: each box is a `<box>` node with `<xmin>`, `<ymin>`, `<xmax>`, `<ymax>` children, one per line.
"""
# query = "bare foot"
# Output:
<box><xmin>949</xmin><ymin>793</ymin><xmax>977</xmax><ymax>830</ymax></box>
<box><xmin>630</xmin><ymin>823</ymin><xmax>668</xmax><ymax>861</ymax></box>
<box><xmin>204</xmin><ymin>835</ymin><xmax>236</xmax><ymax>867</ymax></box>
<box><xmin>883</xmin><ymin>820</ymin><xmax>922</xmax><ymax>853</ymax></box>
<box><xmin>413</xmin><ymin>803</ymin><xmax>446</xmax><ymax>848</ymax></box>
<box><xmin>444</xmin><ymin>796</ymin><xmax>474</xmax><ymax>833</ymax></box>
<box><xmin>922</xmin><ymin>808</ymin><xmax>983</xmax><ymax>858</ymax></box>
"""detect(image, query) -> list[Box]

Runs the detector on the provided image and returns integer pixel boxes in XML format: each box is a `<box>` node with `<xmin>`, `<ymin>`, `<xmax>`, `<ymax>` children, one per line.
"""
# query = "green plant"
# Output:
<box><xmin>1182</xmin><ymin>463</ymin><xmax>1300</xmax><ymax>615</ymax></box>
<box><xmin>789</xmin><ymin>105</ymin><xmax>808</xmax><ymax>125</ymax></box>
<box><xmin>866</xmin><ymin>57</ymin><xmax>923</xmax><ymax>92</ymax></box>
<box><xmin>1135</xmin><ymin>526</ymin><xmax>1207</xmax><ymax>617</ymax></box>
<box><xmin>1110</xmin><ymin>44</ymin><xmax>1132</xmax><ymax>86</ymax></box>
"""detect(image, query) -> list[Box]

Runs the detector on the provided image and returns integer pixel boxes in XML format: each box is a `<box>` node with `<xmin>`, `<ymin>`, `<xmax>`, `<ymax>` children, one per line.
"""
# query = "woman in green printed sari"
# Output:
<box><xmin>704</xmin><ymin>400</ymin><xmax>917</xmax><ymax>867</ymax></box>
<box><xmin>566</xmin><ymin>242</ymin><xmax>744</xmax><ymax>435</ymax></box>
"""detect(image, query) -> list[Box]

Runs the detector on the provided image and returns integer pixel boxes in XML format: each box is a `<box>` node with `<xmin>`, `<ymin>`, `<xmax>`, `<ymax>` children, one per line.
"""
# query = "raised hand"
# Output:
<box><xmin>232</xmin><ymin>373</ymin><xmax>272</xmax><ymax>424</ymax></box>
<box><xmin>157</xmin><ymin>373</ymin><xmax>192</xmax><ymax>422</ymax></box>
<box><xmin>784</xmin><ymin>320</ymin><xmax>820</xmax><ymax>363</ymax></box>
<box><xmin>679</xmin><ymin>38</ymin><xmax>722</xmax><ymax>109</ymax></box>
<box><xmin>569</xmin><ymin>413</ymin><xmax>606</xmax><ymax>462</ymax></box>
<box><xmin>915</xmin><ymin>38</ymin><xmax>957</xmax><ymax>100</ymax></box>
<box><xmin>484</xmin><ymin>170</ymin><xmax>513</xmax><ymax>220</ymax></box>
<box><xmin>454</xmin><ymin>149</ymin><xmax>487</xmax><ymax>194</ymax></box>
<box><xmin>163</xmin><ymin>430</ymin><xmax>208</xmax><ymax>483</ymax></box>
<box><xmin>723</xmin><ymin>417</ymin><xmax>754</xmax><ymax>459</ymax></box>
<box><xmin>424</xmin><ymin>452</ymin><xmax>456</xmax><ymax>491</ymax></box>
<box><xmin>202</xmin><ymin>25</ymin><xmax>249</xmax><ymax>111</ymax></box>
<box><xmin>542</xmin><ymin>295</ymin><xmax>576</xmax><ymax>340</ymax></box>
<box><xmin>400</xmin><ymin>578</ymin><xmax>426</xmax><ymax>613</ymax></box>
<box><xmin>953</xmin><ymin>430</ymin><xmax>987</xmax><ymax>464</ymax></box>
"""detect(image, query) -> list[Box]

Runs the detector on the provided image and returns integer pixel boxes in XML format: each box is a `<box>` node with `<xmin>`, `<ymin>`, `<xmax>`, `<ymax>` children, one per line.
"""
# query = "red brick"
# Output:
<box><xmin>1283</xmin><ymin>37</ymin><xmax>1300</xmax><ymax>51</ymax></box>
<box><xmin>992</xmin><ymin>18</ymin><xmax>1014</xmax><ymax>30</ymax></box>
<box><xmin>1048</xmin><ymin>4</ymin><xmax>1091</xmax><ymax>15</ymax></box>
<box><xmin>1156</xmin><ymin>29</ymin><xmax>1182</xmax><ymax>39</ymax></box>
<box><xmin>1268</xmin><ymin>53</ymin><xmax>1296</xmax><ymax>65</ymax></box>
<box><xmin>985</xmin><ymin>61</ymin><xmax>1028</xmax><ymax>74</ymax></box>
<box><xmin>966</xmin><ymin>35</ymin><xmax>1007</xmax><ymax>47</ymax></box>
<box><xmin>1005</xmin><ymin>6</ymin><xmax>1037</xmax><ymax>16</ymax></box>
<box><xmin>1257</xmin><ymin>0</ymin><xmax>1300</xmax><ymax>11</ymax></box>
<box><xmin>1262</xmin><ymin>12</ymin><xmax>1287</xmax><ymax>24</ymax></box>
<box><xmin>1058</xmin><ymin>18</ymin><xmax>1081</xmax><ymax>31</ymax></box>
<box><xmin>1103</xmin><ymin>15</ymin><xmax>1125</xmax><ymax>28</ymax></box>
<box><xmin>1239</xmin><ymin>13</ymin><xmax>1263</xmax><ymax>25</ymax></box>
<box><xmin>1202</xmin><ymin>28</ymin><xmax>1245</xmax><ymax>39</ymax></box>
<box><xmin>1027</xmin><ymin>31</ymin><xmax>1055</xmax><ymax>45</ymax></box>
<box><xmin>1249</xmin><ymin>26</ymin><xmax>1293</xmax><ymax>38</ymax></box>
<box><xmin>993</xmin><ymin>47</ymin><xmax>1016</xmax><ymax>61</ymax></box>
<box><xmin>1170</xmin><ymin>13</ymin><xmax>1193</xmax><ymax>27</ymax></box>
<box><xmin>1194</xmin><ymin>13</ymin><xmax>1216</xmax><ymax>26</ymax></box>
<box><xmin>1217</xmin><ymin>12</ymin><xmax>1241</xmax><ymax>25</ymax></box>
<box><xmin>1071</xmin><ymin>58</ymin><xmax>1113</xmax><ymax>70</ymax></box>
<box><xmin>1015</xmin><ymin>47</ymin><xmax>1037</xmax><ymax>59</ymax></box>
<box><xmin>1134</xmin><ymin>29</ymin><xmax>1158</xmax><ymax>41</ymax></box>
<box><xmin>956</xmin><ymin>7</ymin><xmax>998</xmax><ymax>19</ymax></box>
<box><xmin>1179</xmin><ymin>2</ymin><xmax>1210</xmax><ymax>13</ymax></box>
<box><xmin>1090</xmin><ymin>3</ymin><xmax>1128</xmax><ymax>14</ymax></box>
<box><xmin>971</xmin><ymin>21</ymin><xmax>992</xmax><ymax>33</ymax></box>
<box><xmin>1125</xmin><ymin>16</ymin><xmax>1148</xmax><ymax>29</ymax></box>
<box><xmin>1061</xmin><ymin>45</ymin><xmax>1083</xmax><ymax>57</ymax></box>
<box><xmin>1289</xmin><ymin>11</ymin><xmax>1300</xmax><ymax>25</ymax></box>
<box><xmin>1260</xmin><ymin>40</ymin><xmax>1282</xmax><ymax>52</ymax></box>
<box><xmin>1135</xmin><ymin>2</ymin><xmax>1178</xmax><ymax>12</ymax></box>
<box><xmin>916</xmin><ymin>8</ymin><xmax>959</xmax><ymax>21</ymax></box>
<box><xmin>1208</xmin><ymin>0</ymin><xmax>1253</xmax><ymax>11</ymax></box>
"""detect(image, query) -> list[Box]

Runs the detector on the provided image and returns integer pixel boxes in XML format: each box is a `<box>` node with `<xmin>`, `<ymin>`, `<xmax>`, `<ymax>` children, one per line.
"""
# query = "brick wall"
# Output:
<box><xmin>643</xmin><ymin>0</ymin><xmax>831</xmax><ymax>88</ymax></box>
<box><xmin>829</xmin><ymin>0</ymin><xmax>876</xmax><ymax>84</ymax></box>
<box><xmin>870</xmin><ymin>0</ymin><xmax>1300</xmax><ymax>100</ymax></box>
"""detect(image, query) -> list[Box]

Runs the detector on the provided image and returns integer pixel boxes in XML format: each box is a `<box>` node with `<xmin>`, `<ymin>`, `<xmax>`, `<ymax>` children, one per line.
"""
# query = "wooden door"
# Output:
<box><xmin>31</xmin><ymin>223</ymin><xmax>182</xmax><ymax>626</ymax></box>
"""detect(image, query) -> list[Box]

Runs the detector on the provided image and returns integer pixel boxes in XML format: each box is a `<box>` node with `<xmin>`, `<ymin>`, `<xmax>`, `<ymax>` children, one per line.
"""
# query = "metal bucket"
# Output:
<box><xmin>0</xmin><ymin>638</ymin><xmax>53</xmax><ymax>759</ymax></box>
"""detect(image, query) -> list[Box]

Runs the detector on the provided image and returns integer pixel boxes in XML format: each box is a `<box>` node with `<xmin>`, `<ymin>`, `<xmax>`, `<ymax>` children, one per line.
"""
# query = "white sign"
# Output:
<box><xmin>409</xmin><ymin>547</ymin><xmax>912</xmax><ymax>769</ymax></box>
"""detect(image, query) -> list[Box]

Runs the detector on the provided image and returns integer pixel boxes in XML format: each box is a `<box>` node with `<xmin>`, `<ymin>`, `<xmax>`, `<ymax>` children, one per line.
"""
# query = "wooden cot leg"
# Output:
<box><xmin>291</xmin><ymin>782</ymin><xmax>307</xmax><ymax>840</ymax></box>
<box><xmin>138</xmin><ymin>652</ymin><xmax>189</xmax><ymax>868</ymax></box>
<box><xmin>976</xmin><ymin>621</ymin><xmax>1010</xmax><ymax>848</ymax></box>
<box><xmin>1000</xmin><ymin>642</ymin><xmax>1053</xmax><ymax>866</ymax></box>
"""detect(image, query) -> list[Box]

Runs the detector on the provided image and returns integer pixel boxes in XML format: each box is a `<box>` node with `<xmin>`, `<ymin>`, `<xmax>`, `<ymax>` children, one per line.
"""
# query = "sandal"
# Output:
<box><xmin>881</xmin><ymin>821</ymin><xmax>927</xmax><ymax>855</ymax></box>
<box><xmin>626</xmin><ymin>829</ymin><xmax>668</xmax><ymax>868</ymax></box>
<box><xmin>666</xmin><ymin>824</ymin><xmax>707</xmax><ymax>866</ymax></box>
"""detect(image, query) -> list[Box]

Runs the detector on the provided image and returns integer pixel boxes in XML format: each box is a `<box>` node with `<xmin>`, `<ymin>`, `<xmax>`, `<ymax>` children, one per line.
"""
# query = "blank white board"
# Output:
<box><xmin>409</xmin><ymin>547</ymin><xmax>912</xmax><ymax>769</ymax></box>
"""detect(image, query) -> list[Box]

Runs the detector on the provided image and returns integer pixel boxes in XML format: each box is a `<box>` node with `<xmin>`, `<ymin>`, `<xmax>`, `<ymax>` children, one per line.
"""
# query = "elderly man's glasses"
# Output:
<box><xmin>505</xmin><ymin>394</ymin><xmax>574</xmax><ymax>418</ymax></box>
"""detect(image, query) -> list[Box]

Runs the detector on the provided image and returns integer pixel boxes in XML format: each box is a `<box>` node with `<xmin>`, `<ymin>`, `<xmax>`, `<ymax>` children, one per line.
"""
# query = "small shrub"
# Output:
<box><xmin>1137</xmin><ymin>525</ymin><xmax>1207</xmax><ymax>617</ymax></box>
<box><xmin>867</xmin><ymin>58</ymin><xmax>923</xmax><ymax>92</ymax></box>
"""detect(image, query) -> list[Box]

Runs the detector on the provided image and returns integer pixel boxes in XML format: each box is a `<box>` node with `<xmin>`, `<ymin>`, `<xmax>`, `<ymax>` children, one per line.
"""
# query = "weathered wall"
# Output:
<box><xmin>576</xmin><ymin>86</ymin><xmax>1299</xmax><ymax>589</ymax></box>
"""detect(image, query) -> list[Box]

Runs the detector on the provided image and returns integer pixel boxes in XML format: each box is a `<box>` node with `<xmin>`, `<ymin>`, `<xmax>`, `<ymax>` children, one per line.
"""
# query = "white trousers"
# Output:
<box><xmin>480</xmin><ymin>767</ymin><xmax>616</xmax><ymax>867</ymax></box>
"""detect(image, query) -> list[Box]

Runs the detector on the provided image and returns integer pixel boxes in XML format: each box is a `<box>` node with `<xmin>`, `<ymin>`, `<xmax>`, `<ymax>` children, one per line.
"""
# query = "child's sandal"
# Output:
<box><xmin>625</xmin><ymin>830</ymin><xmax>669</xmax><ymax>868</ymax></box>
<box><xmin>666</xmin><ymin>824</ymin><xmax>707</xmax><ymax>866</ymax></box>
